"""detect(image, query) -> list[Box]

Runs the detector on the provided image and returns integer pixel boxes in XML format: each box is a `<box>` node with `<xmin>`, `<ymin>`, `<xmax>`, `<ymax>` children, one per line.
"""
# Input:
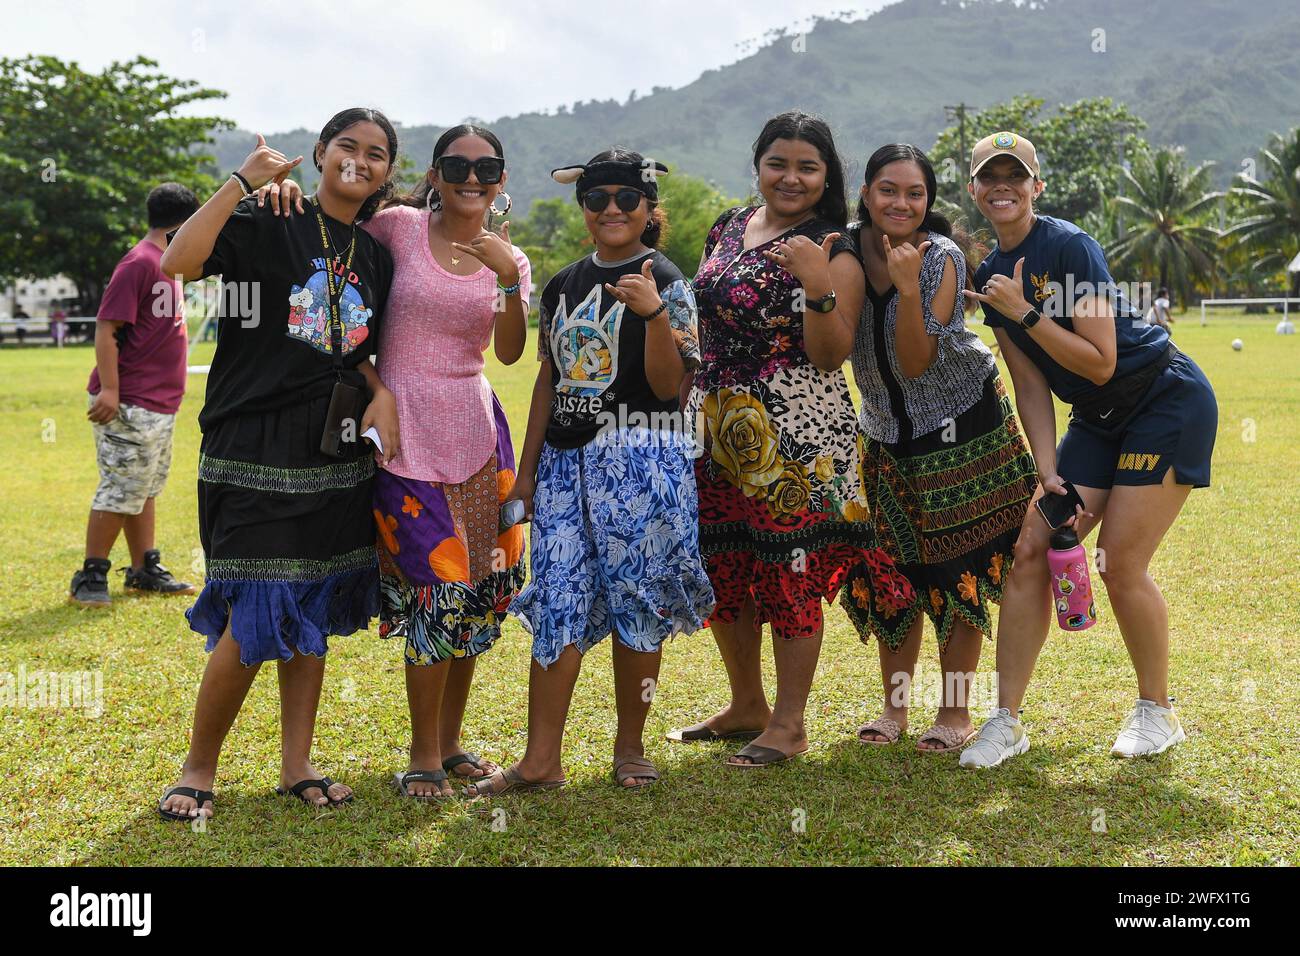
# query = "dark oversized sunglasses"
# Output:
<box><xmin>581</xmin><ymin>188</ymin><xmax>646</xmax><ymax>213</ymax></box>
<box><xmin>435</xmin><ymin>155</ymin><xmax>505</xmax><ymax>184</ymax></box>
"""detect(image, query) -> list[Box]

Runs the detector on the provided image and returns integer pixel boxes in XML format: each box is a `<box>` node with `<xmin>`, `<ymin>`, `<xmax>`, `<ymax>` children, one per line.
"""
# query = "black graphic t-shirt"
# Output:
<box><xmin>537</xmin><ymin>249</ymin><xmax>701</xmax><ymax>449</ymax></box>
<box><xmin>196</xmin><ymin>198</ymin><xmax>393</xmax><ymax>430</ymax></box>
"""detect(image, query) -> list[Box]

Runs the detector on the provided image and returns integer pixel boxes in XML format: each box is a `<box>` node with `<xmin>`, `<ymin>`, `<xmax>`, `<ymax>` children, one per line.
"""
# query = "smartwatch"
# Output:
<box><xmin>809</xmin><ymin>290</ymin><xmax>837</xmax><ymax>314</ymax></box>
<box><xmin>1019</xmin><ymin>307</ymin><xmax>1042</xmax><ymax>329</ymax></box>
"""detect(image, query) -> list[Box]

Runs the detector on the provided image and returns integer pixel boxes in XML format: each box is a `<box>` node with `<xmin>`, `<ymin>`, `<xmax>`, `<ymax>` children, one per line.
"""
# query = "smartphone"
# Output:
<box><xmin>1035</xmin><ymin>480</ymin><xmax>1086</xmax><ymax>530</ymax></box>
<box><xmin>499</xmin><ymin>499</ymin><xmax>527</xmax><ymax>532</ymax></box>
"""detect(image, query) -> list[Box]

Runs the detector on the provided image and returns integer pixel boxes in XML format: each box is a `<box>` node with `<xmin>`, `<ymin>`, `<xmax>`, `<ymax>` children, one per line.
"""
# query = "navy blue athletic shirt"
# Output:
<box><xmin>974</xmin><ymin>215</ymin><xmax>1168</xmax><ymax>404</ymax></box>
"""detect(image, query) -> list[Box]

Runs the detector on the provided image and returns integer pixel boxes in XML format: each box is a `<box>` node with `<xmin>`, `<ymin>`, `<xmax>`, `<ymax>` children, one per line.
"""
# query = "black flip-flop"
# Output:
<box><xmin>393</xmin><ymin>769</ymin><xmax>453</xmax><ymax>802</ymax></box>
<box><xmin>441</xmin><ymin>751</ymin><xmax>493</xmax><ymax>779</ymax></box>
<box><xmin>158</xmin><ymin>785</ymin><xmax>214</xmax><ymax>822</ymax></box>
<box><xmin>725</xmin><ymin>743</ymin><xmax>805</xmax><ymax>768</ymax></box>
<box><xmin>666</xmin><ymin>722</ymin><xmax>763</xmax><ymax>743</ymax></box>
<box><xmin>275</xmin><ymin>776</ymin><xmax>353</xmax><ymax>806</ymax></box>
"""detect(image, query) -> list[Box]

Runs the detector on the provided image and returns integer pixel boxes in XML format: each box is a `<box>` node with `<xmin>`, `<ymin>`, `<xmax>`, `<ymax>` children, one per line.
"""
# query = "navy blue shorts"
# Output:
<box><xmin>1057</xmin><ymin>351</ymin><xmax>1217</xmax><ymax>490</ymax></box>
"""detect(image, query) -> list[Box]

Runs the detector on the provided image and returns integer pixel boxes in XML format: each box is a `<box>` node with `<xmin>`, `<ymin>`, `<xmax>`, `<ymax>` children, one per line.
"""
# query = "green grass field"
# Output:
<box><xmin>1</xmin><ymin>313</ymin><xmax>1296</xmax><ymax>866</ymax></box>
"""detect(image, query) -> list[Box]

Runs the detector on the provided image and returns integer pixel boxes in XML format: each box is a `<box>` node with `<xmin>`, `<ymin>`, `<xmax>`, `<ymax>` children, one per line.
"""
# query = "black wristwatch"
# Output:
<box><xmin>1019</xmin><ymin>307</ymin><xmax>1042</xmax><ymax>329</ymax></box>
<box><xmin>808</xmin><ymin>290</ymin><xmax>837</xmax><ymax>314</ymax></box>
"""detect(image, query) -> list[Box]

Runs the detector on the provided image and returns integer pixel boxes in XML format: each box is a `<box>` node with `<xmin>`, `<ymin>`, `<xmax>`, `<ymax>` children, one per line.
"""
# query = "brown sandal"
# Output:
<box><xmin>612</xmin><ymin>755</ymin><xmax>661</xmax><ymax>790</ymax></box>
<box><xmin>857</xmin><ymin>717</ymin><xmax>904</xmax><ymax>746</ymax></box>
<box><xmin>725</xmin><ymin>742</ymin><xmax>806</xmax><ymax>768</ymax></box>
<box><xmin>915</xmin><ymin>722</ymin><xmax>976</xmax><ymax>753</ymax></box>
<box><xmin>463</xmin><ymin>766</ymin><xmax>566</xmax><ymax>799</ymax></box>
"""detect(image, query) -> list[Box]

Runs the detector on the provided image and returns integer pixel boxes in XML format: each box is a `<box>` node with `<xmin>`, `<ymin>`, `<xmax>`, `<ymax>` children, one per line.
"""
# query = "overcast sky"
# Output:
<box><xmin>7</xmin><ymin>1</ymin><xmax>892</xmax><ymax>132</ymax></box>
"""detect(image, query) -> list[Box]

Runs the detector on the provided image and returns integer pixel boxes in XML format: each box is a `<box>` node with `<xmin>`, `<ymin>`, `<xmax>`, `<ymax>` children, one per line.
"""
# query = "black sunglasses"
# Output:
<box><xmin>435</xmin><ymin>155</ymin><xmax>505</xmax><ymax>184</ymax></box>
<box><xmin>581</xmin><ymin>188</ymin><xmax>646</xmax><ymax>213</ymax></box>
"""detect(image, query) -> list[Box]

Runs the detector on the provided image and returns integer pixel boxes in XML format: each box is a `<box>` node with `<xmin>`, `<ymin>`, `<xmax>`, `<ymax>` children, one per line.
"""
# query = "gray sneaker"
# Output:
<box><xmin>959</xmin><ymin>707</ymin><xmax>1029</xmax><ymax>768</ymax></box>
<box><xmin>70</xmin><ymin>558</ymin><xmax>112</xmax><ymax>607</ymax></box>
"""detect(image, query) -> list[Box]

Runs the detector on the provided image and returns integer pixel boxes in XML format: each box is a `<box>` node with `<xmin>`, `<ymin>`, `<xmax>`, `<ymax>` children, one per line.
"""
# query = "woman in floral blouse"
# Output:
<box><xmin>668</xmin><ymin>111</ymin><xmax>913</xmax><ymax>767</ymax></box>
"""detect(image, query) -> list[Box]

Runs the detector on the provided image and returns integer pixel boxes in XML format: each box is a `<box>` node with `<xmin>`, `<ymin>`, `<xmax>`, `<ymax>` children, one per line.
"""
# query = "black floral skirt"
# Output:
<box><xmin>841</xmin><ymin>373</ymin><xmax>1037</xmax><ymax>651</ymax></box>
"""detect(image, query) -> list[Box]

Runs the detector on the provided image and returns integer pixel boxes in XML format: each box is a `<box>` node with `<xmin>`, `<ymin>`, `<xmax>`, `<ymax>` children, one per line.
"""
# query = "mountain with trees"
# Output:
<box><xmin>209</xmin><ymin>0</ymin><xmax>1300</xmax><ymax>214</ymax></box>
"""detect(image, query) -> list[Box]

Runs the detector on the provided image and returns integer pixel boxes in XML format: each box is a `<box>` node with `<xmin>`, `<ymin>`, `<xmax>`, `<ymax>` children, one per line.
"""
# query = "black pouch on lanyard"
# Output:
<box><xmin>317</xmin><ymin>228</ymin><xmax>366</xmax><ymax>458</ymax></box>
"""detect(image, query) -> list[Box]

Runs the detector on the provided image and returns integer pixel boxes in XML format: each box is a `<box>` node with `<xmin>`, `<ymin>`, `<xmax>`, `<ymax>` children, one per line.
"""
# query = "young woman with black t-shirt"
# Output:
<box><xmin>156</xmin><ymin>108</ymin><xmax>399</xmax><ymax>820</ymax></box>
<box><xmin>960</xmin><ymin>132</ymin><xmax>1218</xmax><ymax>768</ymax></box>
<box><xmin>465</xmin><ymin>148</ymin><xmax>715</xmax><ymax>795</ymax></box>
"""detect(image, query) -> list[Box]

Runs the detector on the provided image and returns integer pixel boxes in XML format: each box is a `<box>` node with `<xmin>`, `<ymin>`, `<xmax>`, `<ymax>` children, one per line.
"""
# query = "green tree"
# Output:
<box><xmin>1105</xmin><ymin>146</ymin><xmax>1221</xmax><ymax>302</ymax></box>
<box><xmin>656</xmin><ymin>170</ymin><xmax>743</xmax><ymax>277</ymax></box>
<box><xmin>509</xmin><ymin>196</ymin><xmax>590</xmax><ymax>300</ymax></box>
<box><xmin>1222</xmin><ymin>127</ymin><xmax>1300</xmax><ymax>293</ymax></box>
<box><xmin>932</xmin><ymin>96</ymin><xmax>1149</xmax><ymax>224</ymax></box>
<box><xmin>0</xmin><ymin>55</ymin><xmax>231</xmax><ymax>310</ymax></box>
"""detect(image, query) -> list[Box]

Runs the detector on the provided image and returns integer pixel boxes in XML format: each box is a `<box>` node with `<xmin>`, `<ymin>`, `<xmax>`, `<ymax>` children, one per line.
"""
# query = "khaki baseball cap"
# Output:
<box><xmin>969</xmin><ymin>131</ymin><xmax>1040</xmax><ymax>180</ymax></box>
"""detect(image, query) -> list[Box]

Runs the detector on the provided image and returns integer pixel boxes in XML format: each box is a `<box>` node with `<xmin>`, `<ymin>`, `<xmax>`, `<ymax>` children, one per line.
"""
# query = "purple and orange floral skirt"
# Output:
<box><xmin>373</xmin><ymin>396</ymin><xmax>526</xmax><ymax>665</ymax></box>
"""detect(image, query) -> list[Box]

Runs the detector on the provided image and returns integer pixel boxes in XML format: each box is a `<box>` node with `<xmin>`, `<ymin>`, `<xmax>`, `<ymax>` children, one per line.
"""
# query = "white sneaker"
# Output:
<box><xmin>1111</xmin><ymin>699</ymin><xmax>1185</xmax><ymax>757</ymax></box>
<box><xmin>959</xmin><ymin>707</ymin><xmax>1029</xmax><ymax>768</ymax></box>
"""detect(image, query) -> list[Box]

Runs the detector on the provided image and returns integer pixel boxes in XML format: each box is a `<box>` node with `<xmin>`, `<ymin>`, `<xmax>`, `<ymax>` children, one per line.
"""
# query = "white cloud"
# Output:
<box><xmin>4</xmin><ymin>0</ymin><xmax>890</xmax><ymax>131</ymax></box>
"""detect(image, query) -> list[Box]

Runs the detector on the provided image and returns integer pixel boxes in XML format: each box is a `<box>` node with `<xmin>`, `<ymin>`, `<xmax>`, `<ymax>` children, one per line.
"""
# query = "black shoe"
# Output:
<box><xmin>70</xmin><ymin>558</ymin><xmax>112</xmax><ymax>607</ymax></box>
<box><xmin>123</xmin><ymin>549</ymin><xmax>197</xmax><ymax>596</ymax></box>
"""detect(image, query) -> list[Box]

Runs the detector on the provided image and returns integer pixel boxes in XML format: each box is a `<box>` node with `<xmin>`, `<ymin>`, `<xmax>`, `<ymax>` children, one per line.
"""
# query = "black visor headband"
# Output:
<box><xmin>551</xmin><ymin>159</ymin><xmax>669</xmax><ymax>203</ymax></box>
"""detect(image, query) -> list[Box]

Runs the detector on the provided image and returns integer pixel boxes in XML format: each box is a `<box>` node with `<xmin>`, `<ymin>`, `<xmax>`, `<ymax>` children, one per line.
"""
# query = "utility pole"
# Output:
<box><xmin>945</xmin><ymin>103</ymin><xmax>973</xmax><ymax>219</ymax></box>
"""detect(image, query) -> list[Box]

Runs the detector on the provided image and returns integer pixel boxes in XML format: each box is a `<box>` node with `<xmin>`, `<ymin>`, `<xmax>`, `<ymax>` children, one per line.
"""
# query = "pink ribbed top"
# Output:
<box><xmin>363</xmin><ymin>204</ymin><xmax>531</xmax><ymax>484</ymax></box>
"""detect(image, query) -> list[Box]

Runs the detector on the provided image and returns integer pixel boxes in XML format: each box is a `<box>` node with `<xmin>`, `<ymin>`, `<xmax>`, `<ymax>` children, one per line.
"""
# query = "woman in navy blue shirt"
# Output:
<box><xmin>959</xmin><ymin>131</ymin><xmax>1217</xmax><ymax>767</ymax></box>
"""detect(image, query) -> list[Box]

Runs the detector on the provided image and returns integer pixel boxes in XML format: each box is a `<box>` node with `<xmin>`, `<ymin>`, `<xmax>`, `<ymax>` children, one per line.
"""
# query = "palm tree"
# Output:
<box><xmin>1106</xmin><ymin>146</ymin><xmax>1222</xmax><ymax>304</ymax></box>
<box><xmin>1223</xmin><ymin>127</ymin><xmax>1300</xmax><ymax>293</ymax></box>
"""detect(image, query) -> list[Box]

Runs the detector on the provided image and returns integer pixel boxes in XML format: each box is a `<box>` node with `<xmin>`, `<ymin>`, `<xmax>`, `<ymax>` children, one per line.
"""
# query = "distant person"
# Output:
<box><xmin>14</xmin><ymin>306</ymin><xmax>29</xmax><ymax>346</ymax></box>
<box><xmin>960</xmin><ymin>131</ymin><xmax>1217</xmax><ymax>767</ymax></box>
<box><xmin>70</xmin><ymin>182</ymin><xmax>202</xmax><ymax>608</ymax></box>
<box><xmin>1145</xmin><ymin>287</ymin><xmax>1173</xmax><ymax>330</ymax></box>
<box><xmin>50</xmin><ymin>306</ymin><xmax>68</xmax><ymax>348</ymax></box>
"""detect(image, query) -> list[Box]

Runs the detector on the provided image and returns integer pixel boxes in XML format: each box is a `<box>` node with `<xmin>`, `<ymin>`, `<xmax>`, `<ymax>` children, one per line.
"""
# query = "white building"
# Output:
<box><xmin>2</xmin><ymin>276</ymin><xmax>79</xmax><ymax>318</ymax></box>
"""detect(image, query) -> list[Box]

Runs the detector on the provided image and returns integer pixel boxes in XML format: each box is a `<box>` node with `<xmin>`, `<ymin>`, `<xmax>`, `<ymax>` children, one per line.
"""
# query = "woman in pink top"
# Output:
<box><xmin>262</xmin><ymin>124</ymin><xmax>530</xmax><ymax>800</ymax></box>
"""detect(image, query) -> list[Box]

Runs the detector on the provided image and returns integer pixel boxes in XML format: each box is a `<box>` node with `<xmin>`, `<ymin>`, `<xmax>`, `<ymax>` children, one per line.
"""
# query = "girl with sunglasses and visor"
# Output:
<box><xmin>259</xmin><ymin>125</ymin><xmax>530</xmax><ymax>800</ymax></box>
<box><xmin>466</xmin><ymin>147</ymin><xmax>714</xmax><ymax>796</ymax></box>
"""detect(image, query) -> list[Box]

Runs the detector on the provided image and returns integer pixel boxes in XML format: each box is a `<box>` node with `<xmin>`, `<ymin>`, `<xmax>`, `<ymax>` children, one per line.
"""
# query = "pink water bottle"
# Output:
<box><xmin>1047</xmin><ymin>527</ymin><xmax>1096</xmax><ymax>631</ymax></box>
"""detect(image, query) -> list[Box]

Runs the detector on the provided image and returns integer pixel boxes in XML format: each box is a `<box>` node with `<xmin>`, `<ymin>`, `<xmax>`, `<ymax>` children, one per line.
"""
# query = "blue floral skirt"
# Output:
<box><xmin>510</xmin><ymin>429</ymin><xmax>716</xmax><ymax>668</ymax></box>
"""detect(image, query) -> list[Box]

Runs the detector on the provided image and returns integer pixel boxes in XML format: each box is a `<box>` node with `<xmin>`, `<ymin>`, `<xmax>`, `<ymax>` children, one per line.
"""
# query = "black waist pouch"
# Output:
<box><xmin>1070</xmin><ymin>343</ymin><xmax>1177</xmax><ymax>438</ymax></box>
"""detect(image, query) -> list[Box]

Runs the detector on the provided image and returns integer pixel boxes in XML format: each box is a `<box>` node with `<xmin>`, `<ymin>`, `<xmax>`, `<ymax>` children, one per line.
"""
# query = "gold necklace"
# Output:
<box><xmin>429</xmin><ymin>215</ymin><xmax>461</xmax><ymax>266</ymax></box>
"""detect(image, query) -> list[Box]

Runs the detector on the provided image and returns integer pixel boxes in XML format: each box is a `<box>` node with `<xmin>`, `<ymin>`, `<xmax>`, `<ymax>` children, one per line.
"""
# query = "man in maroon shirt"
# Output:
<box><xmin>71</xmin><ymin>183</ymin><xmax>201</xmax><ymax>606</ymax></box>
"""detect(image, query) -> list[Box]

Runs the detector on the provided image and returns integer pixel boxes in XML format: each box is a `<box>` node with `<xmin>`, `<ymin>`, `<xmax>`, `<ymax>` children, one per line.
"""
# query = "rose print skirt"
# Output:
<box><xmin>688</xmin><ymin>365</ymin><xmax>914</xmax><ymax>640</ymax></box>
<box><xmin>374</xmin><ymin>396</ymin><xmax>526</xmax><ymax>665</ymax></box>
<box><xmin>840</xmin><ymin>373</ymin><xmax>1038</xmax><ymax>651</ymax></box>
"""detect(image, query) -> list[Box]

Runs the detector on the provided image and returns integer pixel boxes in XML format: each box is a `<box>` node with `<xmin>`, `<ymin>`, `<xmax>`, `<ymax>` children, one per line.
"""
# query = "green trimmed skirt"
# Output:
<box><xmin>840</xmin><ymin>372</ymin><xmax>1037</xmax><ymax>650</ymax></box>
<box><xmin>188</xmin><ymin>391</ymin><xmax>379</xmax><ymax>665</ymax></box>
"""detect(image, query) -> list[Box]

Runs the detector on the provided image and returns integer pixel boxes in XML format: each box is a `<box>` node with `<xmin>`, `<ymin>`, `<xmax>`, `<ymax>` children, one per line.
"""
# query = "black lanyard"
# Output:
<box><xmin>311</xmin><ymin>198</ymin><xmax>356</xmax><ymax>373</ymax></box>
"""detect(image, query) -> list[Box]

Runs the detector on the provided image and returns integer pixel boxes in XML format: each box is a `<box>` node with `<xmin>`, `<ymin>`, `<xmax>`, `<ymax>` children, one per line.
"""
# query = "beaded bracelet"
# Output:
<box><xmin>498</xmin><ymin>280</ymin><xmax>521</xmax><ymax>296</ymax></box>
